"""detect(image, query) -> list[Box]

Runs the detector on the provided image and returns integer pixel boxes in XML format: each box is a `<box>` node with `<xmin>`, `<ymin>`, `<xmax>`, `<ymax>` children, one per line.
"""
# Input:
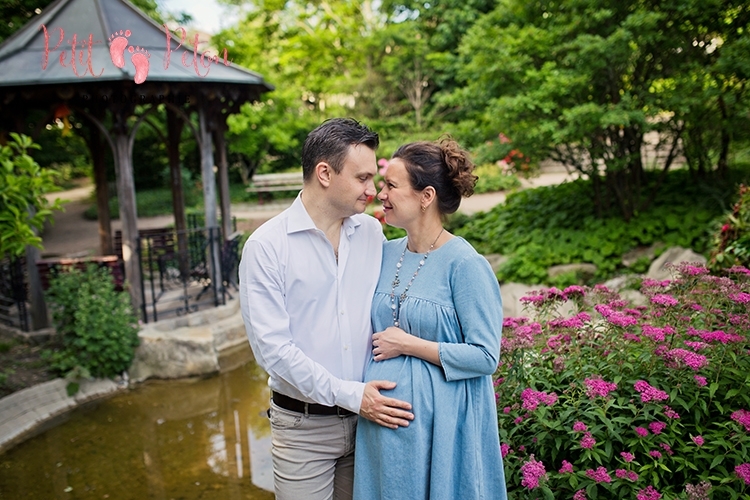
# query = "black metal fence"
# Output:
<box><xmin>0</xmin><ymin>255</ymin><xmax>29</xmax><ymax>332</ymax></box>
<box><xmin>0</xmin><ymin>225</ymin><xmax>243</xmax><ymax>331</ymax></box>
<box><xmin>137</xmin><ymin>227</ymin><xmax>242</xmax><ymax>323</ymax></box>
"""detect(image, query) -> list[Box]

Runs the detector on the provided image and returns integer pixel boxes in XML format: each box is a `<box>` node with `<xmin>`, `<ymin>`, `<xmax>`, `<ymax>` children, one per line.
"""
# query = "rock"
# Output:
<box><xmin>620</xmin><ymin>289</ymin><xmax>648</xmax><ymax>307</ymax></box>
<box><xmin>499</xmin><ymin>283</ymin><xmax>538</xmax><ymax>319</ymax></box>
<box><xmin>622</xmin><ymin>243</ymin><xmax>664</xmax><ymax>267</ymax></box>
<box><xmin>128</xmin><ymin>298</ymin><xmax>250</xmax><ymax>382</ymax></box>
<box><xmin>646</xmin><ymin>246</ymin><xmax>707</xmax><ymax>281</ymax></box>
<box><xmin>547</xmin><ymin>263</ymin><xmax>597</xmax><ymax>281</ymax></box>
<box><xmin>483</xmin><ymin>253</ymin><xmax>508</xmax><ymax>273</ymax></box>
<box><xmin>603</xmin><ymin>275</ymin><xmax>630</xmax><ymax>292</ymax></box>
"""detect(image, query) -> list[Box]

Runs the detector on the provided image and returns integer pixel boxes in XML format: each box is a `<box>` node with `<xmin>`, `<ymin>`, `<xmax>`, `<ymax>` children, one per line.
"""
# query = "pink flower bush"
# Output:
<box><xmin>496</xmin><ymin>265</ymin><xmax>750</xmax><ymax>497</ymax></box>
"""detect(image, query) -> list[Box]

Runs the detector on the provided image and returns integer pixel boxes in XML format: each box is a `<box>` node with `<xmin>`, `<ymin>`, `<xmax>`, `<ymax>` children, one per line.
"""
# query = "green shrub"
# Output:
<box><xmin>44</xmin><ymin>265</ymin><xmax>140</xmax><ymax>379</ymax></box>
<box><xmin>497</xmin><ymin>264</ymin><xmax>750</xmax><ymax>498</ymax></box>
<box><xmin>711</xmin><ymin>184</ymin><xmax>750</xmax><ymax>271</ymax></box>
<box><xmin>455</xmin><ymin>170</ymin><xmax>737</xmax><ymax>284</ymax></box>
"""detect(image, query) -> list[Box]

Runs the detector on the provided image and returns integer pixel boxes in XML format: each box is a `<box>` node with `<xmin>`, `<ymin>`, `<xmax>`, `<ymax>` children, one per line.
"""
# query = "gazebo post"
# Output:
<box><xmin>166</xmin><ymin>107</ymin><xmax>189</xmax><ymax>278</ymax></box>
<box><xmin>87</xmin><ymin>122</ymin><xmax>113</xmax><ymax>255</ymax></box>
<box><xmin>112</xmin><ymin>115</ymin><xmax>144</xmax><ymax>317</ymax></box>
<box><xmin>198</xmin><ymin>105</ymin><xmax>222</xmax><ymax>302</ymax></box>
<box><xmin>213</xmin><ymin>124</ymin><xmax>233</xmax><ymax>240</ymax></box>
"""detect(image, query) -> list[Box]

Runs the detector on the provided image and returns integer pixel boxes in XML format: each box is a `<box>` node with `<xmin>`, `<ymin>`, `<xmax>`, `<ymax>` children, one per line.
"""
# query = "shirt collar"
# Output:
<box><xmin>287</xmin><ymin>192</ymin><xmax>362</xmax><ymax>236</ymax></box>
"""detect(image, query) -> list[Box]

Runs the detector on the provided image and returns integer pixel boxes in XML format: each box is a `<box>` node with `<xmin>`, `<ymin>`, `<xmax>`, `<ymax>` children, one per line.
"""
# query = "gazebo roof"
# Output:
<box><xmin>0</xmin><ymin>0</ymin><xmax>273</xmax><ymax>90</ymax></box>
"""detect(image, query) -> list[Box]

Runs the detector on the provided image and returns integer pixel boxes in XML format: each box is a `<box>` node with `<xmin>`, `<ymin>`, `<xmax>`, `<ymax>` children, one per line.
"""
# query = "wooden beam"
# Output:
<box><xmin>213</xmin><ymin>127</ymin><xmax>232</xmax><ymax>240</ymax></box>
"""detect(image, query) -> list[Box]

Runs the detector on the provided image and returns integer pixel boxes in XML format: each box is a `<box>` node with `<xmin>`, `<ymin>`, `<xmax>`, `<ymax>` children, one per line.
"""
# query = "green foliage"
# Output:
<box><xmin>711</xmin><ymin>184</ymin><xmax>750</xmax><ymax>270</ymax></box>
<box><xmin>497</xmin><ymin>265</ymin><xmax>750</xmax><ymax>498</ymax></box>
<box><xmin>455</xmin><ymin>169</ymin><xmax>737</xmax><ymax>284</ymax></box>
<box><xmin>44</xmin><ymin>265</ymin><xmax>140</xmax><ymax>379</ymax></box>
<box><xmin>474</xmin><ymin>163</ymin><xmax>522</xmax><ymax>194</ymax></box>
<box><xmin>0</xmin><ymin>133</ymin><xmax>63</xmax><ymax>258</ymax></box>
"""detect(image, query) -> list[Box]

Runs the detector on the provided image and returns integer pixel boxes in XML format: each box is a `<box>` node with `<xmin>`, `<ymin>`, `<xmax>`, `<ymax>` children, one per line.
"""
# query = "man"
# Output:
<box><xmin>239</xmin><ymin>118</ymin><xmax>414</xmax><ymax>500</ymax></box>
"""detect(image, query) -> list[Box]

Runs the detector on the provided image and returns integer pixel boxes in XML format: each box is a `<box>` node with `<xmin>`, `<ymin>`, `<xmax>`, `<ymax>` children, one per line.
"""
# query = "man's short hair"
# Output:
<box><xmin>301</xmin><ymin>118</ymin><xmax>379</xmax><ymax>181</ymax></box>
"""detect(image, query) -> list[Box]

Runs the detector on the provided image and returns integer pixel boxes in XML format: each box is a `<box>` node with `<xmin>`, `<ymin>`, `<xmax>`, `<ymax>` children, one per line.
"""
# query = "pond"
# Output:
<box><xmin>0</xmin><ymin>345</ymin><xmax>275</xmax><ymax>500</ymax></box>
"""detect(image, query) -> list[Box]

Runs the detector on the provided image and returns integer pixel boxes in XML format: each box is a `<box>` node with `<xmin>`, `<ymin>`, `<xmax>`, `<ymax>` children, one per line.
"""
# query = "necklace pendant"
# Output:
<box><xmin>392</xmin><ymin>278</ymin><xmax>400</xmax><ymax>287</ymax></box>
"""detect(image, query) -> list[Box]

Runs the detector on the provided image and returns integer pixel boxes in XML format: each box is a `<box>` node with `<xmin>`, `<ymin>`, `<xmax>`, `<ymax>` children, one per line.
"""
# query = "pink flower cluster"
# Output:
<box><xmin>729</xmin><ymin>292</ymin><xmax>750</xmax><ymax>304</ymax></box>
<box><xmin>736</xmin><ymin>463</ymin><xmax>750</xmax><ymax>485</ymax></box>
<box><xmin>663</xmin><ymin>406</ymin><xmax>680</xmax><ymax>419</ymax></box>
<box><xmin>558</xmin><ymin>460</ymin><xmax>573</xmax><ymax>474</ymax></box>
<box><xmin>584</xmin><ymin>377</ymin><xmax>618</xmax><ymax>398</ymax></box>
<box><xmin>649</xmin><ymin>450</ymin><xmax>662</xmax><ymax>459</ymax></box>
<box><xmin>594</xmin><ymin>304</ymin><xmax>638</xmax><ymax>328</ymax></box>
<box><xmin>521</xmin><ymin>388</ymin><xmax>558</xmax><ymax>411</ymax></box>
<box><xmin>731</xmin><ymin>409</ymin><xmax>750</xmax><ymax>432</ymax></box>
<box><xmin>664</xmin><ymin>348</ymin><xmax>708</xmax><ymax>370</ymax></box>
<box><xmin>649</xmin><ymin>421</ymin><xmax>667</xmax><ymax>434</ymax></box>
<box><xmin>637</xmin><ymin>486</ymin><xmax>663</xmax><ymax>500</ymax></box>
<box><xmin>650</xmin><ymin>294</ymin><xmax>679</xmax><ymax>306</ymax></box>
<box><xmin>573</xmin><ymin>490</ymin><xmax>587</xmax><ymax>500</ymax></box>
<box><xmin>615</xmin><ymin>469</ymin><xmax>638</xmax><ymax>481</ymax></box>
<box><xmin>641</xmin><ymin>325</ymin><xmax>675</xmax><ymax>343</ymax></box>
<box><xmin>635</xmin><ymin>427</ymin><xmax>649</xmax><ymax>437</ymax></box>
<box><xmin>501</xmin><ymin>443</ymin><xmax>512</xmax><ymax>458</ymax></box>
<box><xmin>620</xmin><ymin>451</ymin><xmax>635</xmax><ymax>462</ymax></box>
<box><xmin>692</xmin><ymin>435</ymin><xmax>704</xmax><ymax>446</ymax></box>
<box><xmin>634</xmin><ymin>380</ymin><xmax>670</xmax><ymax>403</ymax></box>
<box><xmin>548</xmin><ymin>312</ymin><xmax>591</xmax><ymax>330</ymax></box>
<box><xmin>694</xmin><ymin>375</ymin><xmax>707</xmax><ymax>387</ymax></box>
<box><xmin>684</xmin><ymin>340</ymin><xmax>709</xmax><ymax>350</ymax></box>
<box><xmin>580</xmin><ymin>433</ymin><xmax>596</xmax><ymax>449</ymax></box>
<box><xmin>520</xmin><ymin>456</ymin><xmax>547</xmax><ymax>489</ymax></box>
<box><xmin>697</xmin><ymin>330</ymin><xmax>743</xmax><ymax>344</ymax></box>
<box><xmin>641</xmin><ymin>278</ymin><xmax>671</xmax><ymax>288</ymax></box>
<box><xmin>573</xmin><ymin>421</ymin><xmax>588</xmax><ymax>432</ymax></box>
<box><xmin>585</xmin><ymin>466</ymin><xmax>611</xmax><ymax>483</ymax></box>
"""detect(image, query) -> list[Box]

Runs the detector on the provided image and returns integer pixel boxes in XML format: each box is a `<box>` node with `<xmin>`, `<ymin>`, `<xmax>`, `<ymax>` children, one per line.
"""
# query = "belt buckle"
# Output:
<box><xmin>337</xmin><ymin>406</ymin><xmax>348</xmax><ymax>418</ymax></box>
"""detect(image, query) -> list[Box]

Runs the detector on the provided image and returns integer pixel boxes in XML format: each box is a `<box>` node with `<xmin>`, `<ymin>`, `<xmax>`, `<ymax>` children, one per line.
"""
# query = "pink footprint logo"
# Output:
<box><xmin>128</xmin><ymin>46</ymin><xmax>150</xmax><ymax>84</ymax></box>
<box><xmin>108</xmin><ymin>29</ymin><xmax>131</xmax><ymax>69</ymax></box>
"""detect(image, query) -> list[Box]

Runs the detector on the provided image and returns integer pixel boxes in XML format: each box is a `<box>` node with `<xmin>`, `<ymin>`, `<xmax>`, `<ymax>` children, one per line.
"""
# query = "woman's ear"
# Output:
<box><xmin>421</xmin><ymin>186</ymin><xmax>437</xmax><ymax>210</ymax></box>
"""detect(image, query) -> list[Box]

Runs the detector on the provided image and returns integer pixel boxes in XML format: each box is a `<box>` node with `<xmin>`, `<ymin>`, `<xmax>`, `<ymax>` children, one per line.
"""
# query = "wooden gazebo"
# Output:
<box><xmin>0</xmin><ymin>0</ymin><xmax>273</xmax><ymax>318</ymax></box>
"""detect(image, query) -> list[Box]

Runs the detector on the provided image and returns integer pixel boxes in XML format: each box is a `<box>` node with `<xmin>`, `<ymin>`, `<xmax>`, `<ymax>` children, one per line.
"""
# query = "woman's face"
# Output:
<box><xmin>377</xmin><ymin>158</ymin><xmax>423</xmax><ymax>229</ymax></box>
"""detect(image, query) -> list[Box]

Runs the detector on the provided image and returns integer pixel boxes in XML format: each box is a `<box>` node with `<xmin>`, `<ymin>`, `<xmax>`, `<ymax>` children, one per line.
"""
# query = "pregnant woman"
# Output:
<box><xmin>353</xmin><ymin>138</ymin><xmax>507</xmax><ymax>499</ymax></box>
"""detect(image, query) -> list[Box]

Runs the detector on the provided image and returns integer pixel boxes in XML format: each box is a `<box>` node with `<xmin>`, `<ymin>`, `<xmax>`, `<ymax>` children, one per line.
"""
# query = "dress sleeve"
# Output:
<box><xmin>239</xmin><ymin>237</ymin><xmax>364</xmax><ymax>413</ymax></box>
<box><xmin>438</xmin><ymin>252</ymin><xmax>503</xmax><ymax>381</ymax></box>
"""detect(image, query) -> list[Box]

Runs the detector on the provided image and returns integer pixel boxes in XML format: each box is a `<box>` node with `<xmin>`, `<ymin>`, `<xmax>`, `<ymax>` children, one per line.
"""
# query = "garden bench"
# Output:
<box><xmin>36</xmin><ymin>255</ymin><xmax>125</xmax><ymax>291</ymax></box>
<box><xmin>245</xmin><ymin>172</ymin><xmax>304</xmax><ymax>201</ymax></box>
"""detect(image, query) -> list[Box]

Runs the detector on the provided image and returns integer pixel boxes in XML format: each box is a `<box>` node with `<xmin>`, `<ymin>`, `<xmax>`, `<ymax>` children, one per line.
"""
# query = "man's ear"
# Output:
<box><xmin>316</xmin><ymin>162</ymin><xmax>333</xmax><ymax>187</ymax></box>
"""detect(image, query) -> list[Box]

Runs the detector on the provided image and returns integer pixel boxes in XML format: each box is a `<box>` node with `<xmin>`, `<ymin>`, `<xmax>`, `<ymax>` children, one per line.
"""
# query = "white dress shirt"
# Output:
<box><xmin>239</xmin><ymin>194</ymin><xmax>384</xmax><ymax>414</ymax></box>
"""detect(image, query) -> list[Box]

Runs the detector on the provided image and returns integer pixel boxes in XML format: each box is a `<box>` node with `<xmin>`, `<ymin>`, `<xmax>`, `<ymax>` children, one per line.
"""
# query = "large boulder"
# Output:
<box><xmin>129</xmin><ymin>298</ymin><xmax>249</xmax><ymax>382</ymax></box>
<box><xmin>499</xmin><ymin>283</ymin><xmax>538</xmax><ymax>319</ymax></box>
<box><xmin>646</xmin><ymin>246</ymin><xmax>707</xmax><ymax>281</ymax></box>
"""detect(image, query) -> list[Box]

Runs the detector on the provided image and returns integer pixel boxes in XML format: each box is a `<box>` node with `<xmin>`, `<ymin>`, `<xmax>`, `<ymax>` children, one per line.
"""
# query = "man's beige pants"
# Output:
<box><xmin>269</xmin><ymin>401</ymin><xmax>358</xmax><ymax>500</ymax></box>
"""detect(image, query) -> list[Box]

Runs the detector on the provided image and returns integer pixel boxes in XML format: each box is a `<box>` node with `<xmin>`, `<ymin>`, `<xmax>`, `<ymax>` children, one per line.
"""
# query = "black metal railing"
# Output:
<box><xmin>137</xmin><ymin>227</ymin><xmax>242</xmax><ymax>323</ymax></box>
<box><xmin>0</xmin><ymin>255</ymin><xmax>29</xmax><ymax>332</ymax></box>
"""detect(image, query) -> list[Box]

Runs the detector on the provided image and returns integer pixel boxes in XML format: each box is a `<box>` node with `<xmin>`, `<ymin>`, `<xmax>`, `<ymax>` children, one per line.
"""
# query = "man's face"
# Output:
<box><xmin>328</xmin><ymin>144</ymin><xmax>377</xmax><ymax>217</ymax></box>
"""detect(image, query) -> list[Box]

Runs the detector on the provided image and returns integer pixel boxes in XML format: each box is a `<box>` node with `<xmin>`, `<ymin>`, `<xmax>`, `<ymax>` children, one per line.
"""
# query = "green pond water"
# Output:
<box><xmin>0</xmin><ymin>345</ymin><xmax>275</xmax><ymax>500</ymax></box>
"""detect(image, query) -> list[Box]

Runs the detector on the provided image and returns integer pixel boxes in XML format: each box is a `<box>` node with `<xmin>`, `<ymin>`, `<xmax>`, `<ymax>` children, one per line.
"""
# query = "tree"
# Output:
<box><xmin>0</xmin><ymin>133</ymin><xmax>62</xmax><ymax>258</ymax></box>
<box><xmin>450</xmin><ymin>0</ymin><xmax>750</xmax><ymax>220</ymax></box>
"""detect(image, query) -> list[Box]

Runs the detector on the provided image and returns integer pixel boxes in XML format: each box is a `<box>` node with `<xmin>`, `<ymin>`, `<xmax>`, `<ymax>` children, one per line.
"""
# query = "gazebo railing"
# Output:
<box><xmin>137</xmin><ymin>227</ymin><xmax>242</xmax><ymax>323</ymax></box>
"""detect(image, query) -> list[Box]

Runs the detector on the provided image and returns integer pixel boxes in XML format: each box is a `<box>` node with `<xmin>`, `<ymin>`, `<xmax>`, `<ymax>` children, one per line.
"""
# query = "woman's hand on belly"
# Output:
<box><xmin>373</xmin><ymin>326</ymin><xmax>443</xmax><ymax>367</ymax></box>
<box><xmin>372</xmin><ymin>326</ymin><xmax>411</xmax><ymax>361</ymax></box>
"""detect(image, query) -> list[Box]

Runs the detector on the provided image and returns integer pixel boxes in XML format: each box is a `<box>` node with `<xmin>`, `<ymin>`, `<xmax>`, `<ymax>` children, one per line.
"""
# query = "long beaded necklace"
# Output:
<box><xmin>390</xmin><ymin>228</ymin><xmax>444</xmax><ymax>327</ymax></box>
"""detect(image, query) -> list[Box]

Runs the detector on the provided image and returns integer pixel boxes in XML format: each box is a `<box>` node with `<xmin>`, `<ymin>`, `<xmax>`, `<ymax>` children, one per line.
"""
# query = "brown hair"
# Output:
<box><xmin>392</xmin><ymin>137</ymin><xmax>477</xmax><ymax>214</ymax></box>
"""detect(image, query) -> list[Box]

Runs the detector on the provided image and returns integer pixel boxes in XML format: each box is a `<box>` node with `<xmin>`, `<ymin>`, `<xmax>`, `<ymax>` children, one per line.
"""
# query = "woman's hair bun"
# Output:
<box><xmin>439</xmin><ymin>136</ymin><xmax>477</xmax><ymax>198</ymax></box>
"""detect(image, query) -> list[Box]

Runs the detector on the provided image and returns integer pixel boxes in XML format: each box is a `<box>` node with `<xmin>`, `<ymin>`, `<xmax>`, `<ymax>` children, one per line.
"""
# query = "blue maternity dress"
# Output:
<box><xmin>353</xmin><ymin>236</ymin><xmax>507</xmax><ymax>500</ymax></box>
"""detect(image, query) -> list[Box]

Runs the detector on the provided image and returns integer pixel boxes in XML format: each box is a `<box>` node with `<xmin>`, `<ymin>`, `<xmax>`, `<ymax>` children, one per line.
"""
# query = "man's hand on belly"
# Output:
<box><xmin>359</xmin><ymin>380</ymin><xmax>414</xmax><ymax>429</ymax></box>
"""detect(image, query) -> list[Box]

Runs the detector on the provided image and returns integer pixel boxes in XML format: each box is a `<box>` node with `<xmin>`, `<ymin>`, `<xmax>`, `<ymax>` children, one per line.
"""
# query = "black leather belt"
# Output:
<box><xmin>272</xmin><ymin>391</ymin><xmax>354</xmax><ymax>417</ymax></box>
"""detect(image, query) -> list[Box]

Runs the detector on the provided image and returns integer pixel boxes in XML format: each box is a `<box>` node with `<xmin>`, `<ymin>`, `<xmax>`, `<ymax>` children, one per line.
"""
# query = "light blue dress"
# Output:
<box><xmin>353</xmin><ymin>236</ymin><xmax>507</xmax><ymax>500</ymax></box>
